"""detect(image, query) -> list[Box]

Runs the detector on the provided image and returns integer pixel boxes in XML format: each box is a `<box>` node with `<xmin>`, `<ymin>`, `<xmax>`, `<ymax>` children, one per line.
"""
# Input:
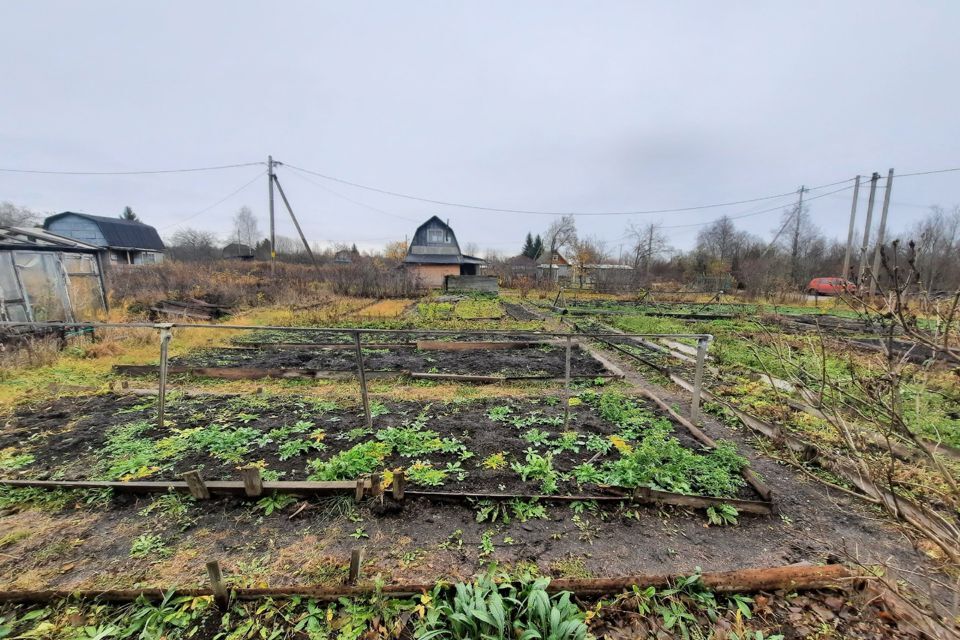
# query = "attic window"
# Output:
<box><xmin>428</xmin><ymin>228</ymin><xmax>445</xmax><ymax>243</ymax></box>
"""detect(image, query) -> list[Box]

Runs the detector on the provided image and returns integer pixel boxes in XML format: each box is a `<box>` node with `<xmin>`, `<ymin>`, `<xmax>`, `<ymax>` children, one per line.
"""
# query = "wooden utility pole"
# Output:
<box><xmin>788</xmin><ymin>186</ymin><xmax>805</xmax><ymax>287</ymax></box>
<box><xmin>841</xmin><ymin>175</ymin><xmax>860</xmax><ymax>281</ymax></box>
<box><xmin>868</xmin><ymin>168</ymin><xmax>895</xmax><ymax>296</ymax></box>
<box><xmin>268</xmin><ymin>155</ymin><xmax>276</xmax><ymax>275</ymax></box>
<box><xmin>857</xmin><ymin>172</ymin><xmax>880</xmax><ymax>282</ymax></box>
<box><xmin>272</xmin><ymin>175</ymin><xmax>319</xmax><ymax>268</ymax></box>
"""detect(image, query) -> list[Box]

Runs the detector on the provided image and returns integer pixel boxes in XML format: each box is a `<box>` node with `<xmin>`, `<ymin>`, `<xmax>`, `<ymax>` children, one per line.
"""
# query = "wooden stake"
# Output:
<box><xmin>370</xmin><ymin>473</ymin><xmax>382</xmax><ymax>497</ymax></box>
<box><xmin>354</xmin><ymin>478</ymin><xmax>365</xmax><ymax>502</ymax></box>
<box><xmin>206</xmin><ymin>560</ymin><xmax>229</xmax><ymax>609</ymax></box>
<box><xmin>182</xmin><ymin>470</ymin><xmax>210</xmax><ymax>500</ymax></box>
<box><xmin>240</xmin><ymin>467</ymin><xmax>263</xmax><ymax>497</ymax></box>
<box><xmin>392</xmin><ymin>470</ymin><xmax>405</xmax><ymax>501</ymax></box>
<box><xmin>348</xmin><ymin>549</ymin><xmax>363</xmax><ymax>584</ymax></box>
<box><xmin>353</xmin><ymin>331</ymin><xmax>372</xmax><ymax>429</ymax></box>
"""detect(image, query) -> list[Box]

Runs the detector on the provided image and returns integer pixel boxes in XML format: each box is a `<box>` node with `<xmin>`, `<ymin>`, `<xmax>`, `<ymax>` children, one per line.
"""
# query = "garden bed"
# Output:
<box><xmin>0</xmin><ymin>391</ymin><xmax>761</xmax><ymax>503</ymax></box>
<box><xmin>154</xmin><ymin>343</ymin><xmax>612</xmax><ymax>378</ymax></box>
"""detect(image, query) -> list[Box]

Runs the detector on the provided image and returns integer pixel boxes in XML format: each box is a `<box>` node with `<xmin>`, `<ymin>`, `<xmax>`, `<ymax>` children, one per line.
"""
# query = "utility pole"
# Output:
<box><xmin>841</xmin><ymin>175</ymin><xmax>860</xmax><ymax>281</ymax></box>
<box><xmin>267</xmin><ymin>155</ymin><xmax>276</xmax><ymax>275</ymax></box>
<box><xmin>868</xmin><ymin>168</ymin><xmax>895</xmax><ymax>296</ymax></box>
<box><xmin>857</xmin><ymin>172</ymin><xmax>880</xmax><ymax>283</ymax></box>
<box><xmin>272</xmin><ymin>174</ymin><xmax>320</xmax><ymax>269</ymax></box>
<box><xmin>789</xmin><ymin>185</ymin><xmax>805</xmax><ymax>287</ymax></box>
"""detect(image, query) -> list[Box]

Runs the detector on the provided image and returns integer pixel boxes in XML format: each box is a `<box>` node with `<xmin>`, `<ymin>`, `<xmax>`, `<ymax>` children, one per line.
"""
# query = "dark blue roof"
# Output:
<box><xmin>44</xmin><ymin>212</ymin><xmax>165</xmax><ymax>251</ymax></box>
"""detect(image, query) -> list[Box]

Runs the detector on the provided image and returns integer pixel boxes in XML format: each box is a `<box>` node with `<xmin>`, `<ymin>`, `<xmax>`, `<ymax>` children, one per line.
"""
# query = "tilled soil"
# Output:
<box><xmin>168</xmin><ymin>344</ymin><xmax>609</xmax><ymax>377</ymax></box>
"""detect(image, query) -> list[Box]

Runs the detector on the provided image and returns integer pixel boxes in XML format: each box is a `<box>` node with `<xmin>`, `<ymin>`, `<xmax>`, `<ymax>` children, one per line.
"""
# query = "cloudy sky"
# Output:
<box><xmin>1</xmin><ymin>1</ymin><xmax>958</xmax><ymax>256</ymax></box>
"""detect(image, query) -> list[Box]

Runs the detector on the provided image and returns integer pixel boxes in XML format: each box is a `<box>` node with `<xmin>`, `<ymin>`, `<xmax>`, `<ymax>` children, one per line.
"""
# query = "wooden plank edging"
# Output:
<box><xmin>0</xmin><ymin>563</ymin><xmax>852</xmax><ymax>604</ymax></box>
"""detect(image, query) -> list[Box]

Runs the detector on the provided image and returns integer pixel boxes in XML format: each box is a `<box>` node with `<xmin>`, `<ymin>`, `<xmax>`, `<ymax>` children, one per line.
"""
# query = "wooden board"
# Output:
<box><xmin>415</xmin><ymin>340</ymin><xmax>548</xmax><ymax>351</ymax></box>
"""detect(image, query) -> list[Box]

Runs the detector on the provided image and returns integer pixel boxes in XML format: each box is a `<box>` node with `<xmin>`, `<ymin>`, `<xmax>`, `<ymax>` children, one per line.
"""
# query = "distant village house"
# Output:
<box><xmin>402</xmin><ymin>216</ymin><xmax>485</xmax><ymax>288</ymax></box>
<box><xmin>222</xmin><ymin>242</ymin><xmax>254</xmax><ymax>260</ymax></box>
<box><xmin>44</xmin><ymin>212</ymin><xmax>165</xmax><ymax>266</ymax></box>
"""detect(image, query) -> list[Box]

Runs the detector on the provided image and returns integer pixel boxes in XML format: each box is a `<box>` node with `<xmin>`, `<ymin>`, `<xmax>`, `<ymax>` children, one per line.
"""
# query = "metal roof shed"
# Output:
<box><xmin>0</xmin><ymin>226</ymin><xmax>108</xmax><ymax>323</ymax></box>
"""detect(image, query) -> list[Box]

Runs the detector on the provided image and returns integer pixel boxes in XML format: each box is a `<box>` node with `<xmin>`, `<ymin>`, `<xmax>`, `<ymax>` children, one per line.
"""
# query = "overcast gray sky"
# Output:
<box><xmin>1</xmin><ymin>1</ymin><xmax>958</xmax><ymax>256</ymax></box>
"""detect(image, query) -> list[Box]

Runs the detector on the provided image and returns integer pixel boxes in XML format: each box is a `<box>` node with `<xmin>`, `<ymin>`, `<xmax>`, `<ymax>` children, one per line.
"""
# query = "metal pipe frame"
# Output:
<box><xmin>0</xmin><ymin>320</ymin><xmax>711</xmax><ymax>341</ymax></box>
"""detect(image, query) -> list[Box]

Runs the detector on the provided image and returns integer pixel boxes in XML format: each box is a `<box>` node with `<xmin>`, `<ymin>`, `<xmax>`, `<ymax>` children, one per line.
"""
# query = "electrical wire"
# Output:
<box><xmin>658</xmin><ymin>184</ymin><xmax>856</xmax><ymax>229</ymax></box>
<box><xmin>896</xmin><ymin>166</ymin><xmax>960</xmax><ymax>178</ymax></box>
<box><xmin>282</xmin><ymin>166</ymin><xmax>419</xmax><ymax>223</ymax></box>
<box><xmin>281</xmin><ymin>160</ymin><xmax>857</xmax><ymax>216</ymax></box>
<box><xmin>0</xmin><ymin>161</ymin><xmax>263</xmax><ymax>176</ymax></box>
<box><xmin>158</xmin><ymin>170</ymin><xmax>267</xmax><ymax>231</ymax></box>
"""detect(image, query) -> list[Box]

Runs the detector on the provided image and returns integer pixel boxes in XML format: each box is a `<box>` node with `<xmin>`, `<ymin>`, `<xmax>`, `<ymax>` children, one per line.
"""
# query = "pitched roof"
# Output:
<box><xmin>403</xmin><ymin>215</ymin><xmax>486</xmax><ymax>265</ymax></box>
<box><xmin>44</xmin><ymin>212</ymin><xmax>165</xmax><ymax>252</ymax></box>
<box><xmin>0</xmin><ymin>226</ymin><xmax>102</xmax><ymax>252</ymax></box>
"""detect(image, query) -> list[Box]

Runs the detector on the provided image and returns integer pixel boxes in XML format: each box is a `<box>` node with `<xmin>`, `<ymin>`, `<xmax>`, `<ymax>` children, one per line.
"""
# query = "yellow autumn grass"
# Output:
<box><xmin>352</xmin><ymin>299</ymin><xmax>415</xmax><ymax>318</ymax></box>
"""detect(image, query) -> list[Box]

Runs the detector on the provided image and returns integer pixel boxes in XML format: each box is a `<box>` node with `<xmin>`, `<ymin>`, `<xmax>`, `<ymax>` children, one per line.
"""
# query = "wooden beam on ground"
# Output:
<box><xmin>415</xmin><ymin>340</ymin><xmax>547</xmax><ymax>351</ymax></box>
<box><xmin>0</xmin><ymin>563</ymin><xmax>853</xmax><ymax>604</ymax></box>
<box><xmin>0</xmin><ymin>478</ymin><xmax>372</xmax><ymax>496</ymax></box>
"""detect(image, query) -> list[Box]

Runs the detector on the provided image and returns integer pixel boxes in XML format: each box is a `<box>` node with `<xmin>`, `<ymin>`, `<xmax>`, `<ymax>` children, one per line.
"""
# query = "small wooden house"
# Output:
<box><xmin>402</xmin><ymin>216</ymin><xmax>485</xmax><ymax>288</ymax></box>
<box><xmin>44</xmin><ymin>212</ymin><xmax>165</xmax><ymax>266</ymax></box>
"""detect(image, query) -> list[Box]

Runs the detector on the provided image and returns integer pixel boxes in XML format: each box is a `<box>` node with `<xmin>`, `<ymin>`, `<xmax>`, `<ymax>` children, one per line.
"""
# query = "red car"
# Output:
<box><xmin>806</xmin><ymin>277</ymin><xmax>856</xmax><ymax>296</ymax></box>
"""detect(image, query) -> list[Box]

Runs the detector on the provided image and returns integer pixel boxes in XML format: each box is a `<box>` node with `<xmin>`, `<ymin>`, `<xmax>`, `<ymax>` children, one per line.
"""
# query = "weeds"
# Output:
<box><xmin>128</xmin><ymin>534</ymin><xmax>170</xmax><ymax>559</ymax></box>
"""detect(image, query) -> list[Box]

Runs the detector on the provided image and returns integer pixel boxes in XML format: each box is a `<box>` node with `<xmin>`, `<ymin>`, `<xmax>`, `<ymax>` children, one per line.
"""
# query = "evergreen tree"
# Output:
<box><xmin>120</xmin><ymin>206</ymin><xmax>138</xmax><ymax>221</ymax></box>
<box><xmin>532</xmin><ymin>234</ymin><xmax>544</xmax><ymax>260</ymax></box>
<box><xmin>521</xmin><ymin>232</ymin><xmax>535</xmax><ymax>258</ymax></box>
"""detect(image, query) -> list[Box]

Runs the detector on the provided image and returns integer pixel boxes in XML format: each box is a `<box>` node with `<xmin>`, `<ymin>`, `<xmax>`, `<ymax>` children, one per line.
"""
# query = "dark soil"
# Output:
<box><xmin>1</xmin><ymin>392</ymin><xmax>753</xmax><ymax>499</ymax></box>
<box><xmin>168</xmin><ymin>344</ymin><xmax>610</xmax><ymax>377</ymax></box>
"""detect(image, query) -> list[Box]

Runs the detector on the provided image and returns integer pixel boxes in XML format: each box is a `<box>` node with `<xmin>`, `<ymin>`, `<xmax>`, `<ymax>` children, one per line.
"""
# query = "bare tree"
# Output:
<box><xmin>0</xmin><ymin>202</ymin><xmax>41</xmax><ymax>227</ymax></box>
<box><xmin>167</xmin><ymin>228</ymin><xmax>219</xmax><ymax>262</ymax></box>
<box><xmin>542</xmin><ymin>215</ymin><xmax>577</xmax><ymax>281</ymax></box>
<box><xmin>910</xmin><ymin>205</ymin><xmax>960</xmax><ymax>293</ymax></box>
<box><xmin>232</xmin><ymin>206</ymin><xmax>260</xmax><ymax>250</ymax></box>
<box><xmin>626</xmin><ymin>221</ymin><xmax>670</xmax><ymax>279</ymax></box>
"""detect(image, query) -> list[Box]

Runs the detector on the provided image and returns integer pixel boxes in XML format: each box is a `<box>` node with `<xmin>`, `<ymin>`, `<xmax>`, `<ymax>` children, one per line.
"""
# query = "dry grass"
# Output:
<box><xmin>352</xmin><ymin>299</ymin><xmax>415</xmax><ymax>318</ymax></box>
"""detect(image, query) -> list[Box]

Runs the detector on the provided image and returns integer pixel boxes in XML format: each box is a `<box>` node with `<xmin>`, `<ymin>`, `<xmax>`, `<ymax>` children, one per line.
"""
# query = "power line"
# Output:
<box><xmin>281</xmin><ymin>160</ymin><xmax>857</xmax><ymax>216</ymax></box>
<box><xmin>159</xmin><ymin>170</ymin><xmax>267</xmax><ymax>231</ymax></box>
<box><xmin>896</xmin><ymin>166</ymin><xmax>960</xmax><ymax>178</ymax></box>
<box><xmin>282</xmin><ymin>166</ymin><xmax>419</xmax><ymax>223</ymax></box>
<box><xmin>658</xmin><ymin>184</ymin><xmax>856</xmax><ymax>229</ymax></box>
<box><xmin>0</xmin><ymin>161</ymin><xmax>263</xmax><ymax>176</ymax></box>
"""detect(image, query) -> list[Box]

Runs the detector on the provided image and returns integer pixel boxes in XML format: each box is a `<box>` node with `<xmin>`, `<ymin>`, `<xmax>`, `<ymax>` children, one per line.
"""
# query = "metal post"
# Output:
<box><xmin>268</xmin><ymin>155</ymin><xmax>276</xmax><ymax>275</ymax></box>
<box><xmin>868</xmin><ymin>168</ymin><xmax>895</xmax><ymax>297</ymax></box>
<box><xmin>857</xmin><ymin>172</ymin><xmax>880</xmax><ymax>283</ymax></box>
<box><xmin>353</xmin><ymin>331</ymin><xmax>372</xmax><ymax>429</ymax></box>
<box><xmin>690</xmin><ymin>337</ymin><xmax>709</xmax><ymax>423</ymax></box>
<box><xmin>563</xmin><ymin>335</ymin><xmax>572</xmax><ymax>428</ymax></box>
<box><xmin>841</xmin><ymin>175</ymin><xmax>861</xmax><ymax>281</ymax></box>
<box><xmin>157</xmin><ymin>324</ymin><xmax>173</xmax><ymax>430</ymax></box>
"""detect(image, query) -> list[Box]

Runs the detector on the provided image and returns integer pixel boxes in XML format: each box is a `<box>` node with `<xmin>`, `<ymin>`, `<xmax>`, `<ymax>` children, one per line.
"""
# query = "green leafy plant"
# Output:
<box><xmin>256</xmin><ymin>493</ymin><xmax>297</xmax><ymax>515</ymax></box>
<box><xmin>522</xmin><ymin>428</ymin><xmax>551</xmax><ymax>446</ymax></box>
<box><xmin>487</xmin><ymin>405</ymin><xmax>514</xmax><ymax>422</ymax></box>
<box><xmin>406</xmin><ymin>461</ymin><xmax>448</xmax><ymax>487</ymax></box>
<box><xmin>585</xmin><ymin>434</ymin><xmax>613</xmax><ymax>455</ymax></box>
<box><xmin>129</xmin><ymin>534</ymin><xmax>170</xmax><ymax>559</ymax></box>
<box><xmin>706</xmin><ymin>504</ymin><xmax>739</xmax><ymax>526</ymax></box>
<box><xmin>277</xmin><ymin>438</ymin><xmax>324</xmax><ymax>461</ymax></box>
<box><xmin>511</xmin><ymin>450</ymin><xmax>561</xmax><ymax>494</ymax></box>
<box><xmin>308</xmin><ymin>441</ymin><xmax>392</xmax><ymax>481</ymax></box>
